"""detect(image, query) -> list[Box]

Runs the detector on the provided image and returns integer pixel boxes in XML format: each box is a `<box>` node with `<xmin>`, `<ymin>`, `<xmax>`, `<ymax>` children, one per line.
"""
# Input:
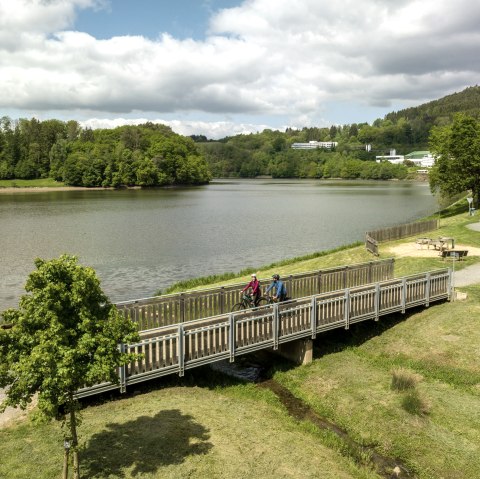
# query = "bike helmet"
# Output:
<box><xmin>272</xmin><ymin>274</ymin><xmax>280</xmax><ymax>280</ymax></box>
<box><xmin>251</xmin><ymin>273</ymin><xmax>257</xmax><ymax>278</ymax></box>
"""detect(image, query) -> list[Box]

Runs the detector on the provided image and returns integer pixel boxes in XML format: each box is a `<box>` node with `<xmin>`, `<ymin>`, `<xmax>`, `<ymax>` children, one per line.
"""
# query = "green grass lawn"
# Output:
<box><xmin>0</xmin><ymin>178</ymin><xmax>65</xmax><ymax>188</ymax></box>
<box><xmin>2</xmin><ymin>199</ymin><xmax>480</xmax><ymax>478</ymax></box>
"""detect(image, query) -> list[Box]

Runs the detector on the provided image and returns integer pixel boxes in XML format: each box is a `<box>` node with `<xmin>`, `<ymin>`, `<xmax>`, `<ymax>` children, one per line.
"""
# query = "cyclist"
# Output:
<box><xmin>265</xmin><ymin>274</ymin><xmax>287</xmax><ymax>301</ymax></box>
<box><xmin>241</xmin><ymin>273</ymin><xmax>261</xmax><ymax>306</ymax></box>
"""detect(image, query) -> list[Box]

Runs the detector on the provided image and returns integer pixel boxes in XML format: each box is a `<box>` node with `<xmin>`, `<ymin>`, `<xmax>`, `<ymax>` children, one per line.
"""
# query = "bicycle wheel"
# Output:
<box><xmin>232</xmin><ymin>302</ymin><xmax>246</xmax><ymax>311</ymax></box>
<box><xmin>256</xmin><ymin>297</ymin><xmax>269</xmax><ymax>307</ymax></box>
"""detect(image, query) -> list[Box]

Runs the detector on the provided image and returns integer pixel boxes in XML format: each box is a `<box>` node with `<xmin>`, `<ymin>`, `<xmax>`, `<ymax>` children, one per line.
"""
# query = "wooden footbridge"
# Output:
<box><xmin>77</xmin><ymin>259</ymin><xmax>452</xmax><ymax>398</ymax></box>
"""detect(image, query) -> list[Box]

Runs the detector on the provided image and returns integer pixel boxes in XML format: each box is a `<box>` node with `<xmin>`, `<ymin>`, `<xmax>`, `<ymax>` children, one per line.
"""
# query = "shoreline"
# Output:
<box><xmin>0</xmin><ymin>186</ymin><xmax>118</xmax><ymax>194</ymax></box>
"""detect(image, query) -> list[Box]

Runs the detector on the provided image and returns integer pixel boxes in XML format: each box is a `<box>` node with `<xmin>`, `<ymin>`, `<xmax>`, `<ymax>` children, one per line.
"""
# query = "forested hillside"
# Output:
<box><xmin>0</xmin><ymin>119</ymin><xmax>211</xmax><ymax>186</ymax></box>
<box><xmin>196</xmin><ymin>85</ymin><xmax>480</xmax><ymax>178</ymax></box>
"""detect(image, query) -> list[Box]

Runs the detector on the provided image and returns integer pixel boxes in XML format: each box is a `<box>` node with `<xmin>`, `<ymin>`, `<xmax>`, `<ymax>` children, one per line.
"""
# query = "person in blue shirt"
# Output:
<box><xmin>265</xmin><ymin>274</ymin><xmax>287</xmax><ymax>301</ymax></box>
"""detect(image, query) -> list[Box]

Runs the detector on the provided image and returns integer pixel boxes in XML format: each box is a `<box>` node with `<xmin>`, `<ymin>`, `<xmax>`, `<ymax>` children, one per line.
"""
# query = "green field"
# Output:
<box><xmin>0</xmin><ymin>178</ymin><xmax>65</xmax><ymax>188</ymax></box>
<box><xmin>1</xmin><ymin>200</ymin><xmax>480</xmax><ymax>478</ymax></box>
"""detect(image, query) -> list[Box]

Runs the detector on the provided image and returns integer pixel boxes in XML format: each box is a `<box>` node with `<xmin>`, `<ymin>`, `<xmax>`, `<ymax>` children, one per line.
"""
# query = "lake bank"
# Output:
<box><xmin>0</xmin><ymin>186</ymin><xmax>115</xmax><ymax>194</ymax></box>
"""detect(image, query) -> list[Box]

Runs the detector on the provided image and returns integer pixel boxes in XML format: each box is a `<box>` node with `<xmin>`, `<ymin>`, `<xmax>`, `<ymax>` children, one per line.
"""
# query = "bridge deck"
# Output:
<box><xmin>77</xmin><ymin>268</ymin><xmax>451</xmax><ymax>398</ymax></box>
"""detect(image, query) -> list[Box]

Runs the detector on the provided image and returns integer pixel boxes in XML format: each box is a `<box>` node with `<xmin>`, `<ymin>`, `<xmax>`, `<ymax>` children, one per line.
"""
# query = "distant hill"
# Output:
<box><xmin>384</xmin><ymin>85</ymin><xmax>480</xmax><ymax>125</ymax></box>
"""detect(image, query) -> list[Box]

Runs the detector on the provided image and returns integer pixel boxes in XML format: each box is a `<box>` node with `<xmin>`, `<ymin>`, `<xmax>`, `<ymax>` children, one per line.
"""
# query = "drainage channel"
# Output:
<box><xmin>210</xmin><ymin>358</ymin><xmax>413</xmax><ymax>479</ymax></box>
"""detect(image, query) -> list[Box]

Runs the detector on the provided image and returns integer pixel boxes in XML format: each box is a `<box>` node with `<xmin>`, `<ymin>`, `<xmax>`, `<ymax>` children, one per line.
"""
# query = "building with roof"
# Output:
<box><xmin>291</xmin><ymin>141</ymin><xmax>338</xmax><ymax>150</ymax></box>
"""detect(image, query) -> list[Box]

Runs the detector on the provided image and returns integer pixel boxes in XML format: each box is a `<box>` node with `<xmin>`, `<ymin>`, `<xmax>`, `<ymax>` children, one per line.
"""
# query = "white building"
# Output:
<box><xmin>291</xmin><ymin>141</ymin><xmax>338</xmax><ymax>150</ymax></box>
<box><xmin>375</xmin><ymin>149</ymin><xmax>405</xmax><ymax>164</ymax></box>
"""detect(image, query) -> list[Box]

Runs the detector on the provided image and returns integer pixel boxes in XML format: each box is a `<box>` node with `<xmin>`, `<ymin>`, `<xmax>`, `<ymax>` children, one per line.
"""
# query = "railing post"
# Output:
<box><xmin>229</xmin><ymin>313</ymin><xmax>236</xmax><ymax>362</ymax></box>
<box><xmin>425</xmin><ymin>272</ymin><xmax>431</xmax><ymax>307</ymax></box>
<box><xmin>180</xmin><ymin>293</ymin><xmax>185</xmax><ymax>323</ymax></box>
<box><xmin>118</xmin><ymin>343</ymin><xmax>127</xmax><ymax>393</ymax></box>
<box><xmin>374</xmin><ymin>283</ymin><xmax>380</xmax><ymax>321</ymax></box>
<box><xmin>344</xmin><ymin>289</ymin><xmax>350</xmax><ymax>330</ymax></box>
<box><xmin>220</xmin><ymin>287</ymin><xmax>225</xmax><ymax>314</ymax></box>
<box><xmin>273</xmin><ymin>303</ymin><xmax>279</xmax><ymax>350</ymax></box>
<box><xmin>401</xmin><ymin>278</ymin><xmax>407</xmax><ymax>313</ymax></box>
<box><xmin>178</xmin><ymin>324</ymin><xmax>185</xmax><ymax>377</ymax></box>
<box><xmin>310</xmin><ymin>296</ymin><xmax>317</xmax><ymax>339</ymax></box>
<box><xmin>447</xmin><ymin>268</ymin><xmax>453</xmax><ymax>301</ymax></box>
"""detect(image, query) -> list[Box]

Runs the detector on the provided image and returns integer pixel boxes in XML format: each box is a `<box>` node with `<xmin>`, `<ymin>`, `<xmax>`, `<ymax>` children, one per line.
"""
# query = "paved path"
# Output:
<box><xmin>452</xmin><ymin>222</ymin><xmax>480</xmax><ymax>287</ymax></box>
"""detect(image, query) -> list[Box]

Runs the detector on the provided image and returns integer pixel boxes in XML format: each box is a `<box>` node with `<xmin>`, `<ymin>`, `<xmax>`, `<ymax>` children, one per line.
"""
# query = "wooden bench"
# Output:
<box><xmin>416</xmin><ymin>238</ymin><xmax>432</xmax><ymax>249</ymax></box>
<box><xmin>441</xmin><ymin>250</ymin><xmax>468</xmax><ymax>260</ymax></box>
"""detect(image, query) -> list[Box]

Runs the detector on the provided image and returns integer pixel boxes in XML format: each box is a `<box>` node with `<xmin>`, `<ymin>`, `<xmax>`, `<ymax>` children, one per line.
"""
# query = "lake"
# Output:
<box><xmin>0</xmin><ymin>179</ymin><xmax>439</xmax><ymax>311</ymax></box>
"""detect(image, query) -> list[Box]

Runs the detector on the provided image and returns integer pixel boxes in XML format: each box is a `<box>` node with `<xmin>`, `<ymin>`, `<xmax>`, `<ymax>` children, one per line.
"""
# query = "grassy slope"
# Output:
<box><xmin>1</xmin><ymin>200</ymin><xmax>480</xmax><ymax>478</ymax></box>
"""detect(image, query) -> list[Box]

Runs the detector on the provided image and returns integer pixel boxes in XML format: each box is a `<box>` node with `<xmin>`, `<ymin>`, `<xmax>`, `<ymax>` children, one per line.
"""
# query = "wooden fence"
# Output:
<box><xmin>366</xmin><ymin>218</ymin><xmax>439</xmax><ymax>244</ymax></box>
<box><xmin>365</xmin><ymin>234</ymin><xmax>379</xmax><ymax>256</ymax></box>
<box><xmin>116</xmin><ymin>259</ymin><xmax>395</xmax><ymax>330</ymax></box>
<box><xmin>77</xmin><ymin>268</ymin><xmax>451</xmax><ymax>398</ymax></box>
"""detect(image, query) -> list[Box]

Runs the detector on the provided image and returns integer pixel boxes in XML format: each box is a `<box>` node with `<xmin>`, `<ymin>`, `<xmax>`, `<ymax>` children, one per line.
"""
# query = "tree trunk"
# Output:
<box><xmin>62</xmin><ymin>448</ymin><xmax>69</xmax><ymax>479</ymax></box>
<box><xmin>69</xmin><ymin>405</ymin><xmax>81</xmax><ymax>479</ymax></box>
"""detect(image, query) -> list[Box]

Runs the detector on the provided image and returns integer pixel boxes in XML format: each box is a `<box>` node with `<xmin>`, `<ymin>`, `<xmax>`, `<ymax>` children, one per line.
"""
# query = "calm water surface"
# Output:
<box><xmin>0</xmin><ymin>179</ymin><xmax>438</xmax><ymax>310</ymax></box>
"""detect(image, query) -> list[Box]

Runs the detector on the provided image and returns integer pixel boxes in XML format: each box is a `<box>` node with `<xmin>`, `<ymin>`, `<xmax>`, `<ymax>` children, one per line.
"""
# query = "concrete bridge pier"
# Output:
<box><xmin>273</xmin><ymin>338</ymin><xmax>313</xmax><ymax>365</ymax></box>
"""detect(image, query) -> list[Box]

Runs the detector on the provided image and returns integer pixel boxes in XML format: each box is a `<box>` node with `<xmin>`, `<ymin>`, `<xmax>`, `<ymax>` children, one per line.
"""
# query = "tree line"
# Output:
<box><xmin>0</xmin><ymin>118</ymin><xmax>211</xmax><ymax>186</ymax></box>
<box><xmin>2</xmin><ymin>86</ymin><xmax>478</xmax><ymax>185</ymax></box>
<box><xmin>196</xmin><ymin>85</ymin><xmax>480</xmax><ymax>179</ymax></box>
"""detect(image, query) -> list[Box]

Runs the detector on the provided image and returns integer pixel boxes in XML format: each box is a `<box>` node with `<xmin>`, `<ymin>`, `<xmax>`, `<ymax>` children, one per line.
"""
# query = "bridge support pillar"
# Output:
<box><xmin>275</xmin><ymin>339</ymin><xmax>313</xmax><ymax>365</ymax></box>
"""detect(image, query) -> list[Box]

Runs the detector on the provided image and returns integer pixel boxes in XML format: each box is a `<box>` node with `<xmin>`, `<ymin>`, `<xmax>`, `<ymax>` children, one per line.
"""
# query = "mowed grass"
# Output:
<box><xmin>272</xmin><ymin>285</ymin><xmax>480</xmax><ymax>478</ymax></box>
<box><xmin>0</xmin><ymin>379</ymin><xmax>377</xmax><ymax>479</ymax></box>
<box><xmin>2</xmin><ymin>198</ymin><xmax>480</xmax><ymax>478</ymax></box>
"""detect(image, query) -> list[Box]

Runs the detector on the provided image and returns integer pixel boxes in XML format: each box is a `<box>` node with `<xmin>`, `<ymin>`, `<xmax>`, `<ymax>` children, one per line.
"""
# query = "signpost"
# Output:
<box><xmin>467</xmin><ymin>196</ymin><xmax>475</xmax><ymax>216</ymax></box>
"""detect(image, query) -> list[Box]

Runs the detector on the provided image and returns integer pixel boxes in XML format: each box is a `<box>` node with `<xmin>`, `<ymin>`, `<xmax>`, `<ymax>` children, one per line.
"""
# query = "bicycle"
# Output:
<box><xmin>231</xmin><ymin>293</ymin><xmax>270</xmax><ymax>311</ymax></box>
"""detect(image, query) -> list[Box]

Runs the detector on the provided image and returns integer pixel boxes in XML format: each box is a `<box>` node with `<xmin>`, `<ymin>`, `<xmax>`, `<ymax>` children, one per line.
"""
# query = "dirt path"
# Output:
<box><xmin>385</xmin><ymin>224</ymin><xmax>480</xmax><ymax>287</ymax></box>
<box><xmin>0</xmin><ymin>389</ymin><xmax>30</xmax><ymax>428</ymax></box>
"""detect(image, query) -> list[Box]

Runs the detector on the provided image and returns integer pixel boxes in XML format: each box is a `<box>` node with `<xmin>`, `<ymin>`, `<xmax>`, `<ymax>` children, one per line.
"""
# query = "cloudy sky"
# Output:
<box><xmin>0</xmin><ymin>0</ymin><xmax>478</xmax><ymax>139</ymax></box>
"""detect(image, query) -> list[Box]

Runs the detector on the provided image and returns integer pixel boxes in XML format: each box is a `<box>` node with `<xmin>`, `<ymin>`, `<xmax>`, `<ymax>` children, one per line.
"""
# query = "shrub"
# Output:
<box><xmin>391</xmin><ymin>368</ymin><xmax>420</xmax><ymax>391</ymax></box>
<box><xmin>401</xmin><ymin>389</ymin><xmax>430</xmax><ymax>416</ymax></box>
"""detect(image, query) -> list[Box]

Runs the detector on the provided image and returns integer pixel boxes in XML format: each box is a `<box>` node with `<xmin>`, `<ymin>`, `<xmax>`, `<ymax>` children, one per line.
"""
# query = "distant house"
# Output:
<box><xmin>376</xmin><ymin>149</ymin><xmax>435</xmax><ymax>167</ymax></box>
<box><xmin>405</xmin><ymin>151</ymin><xmax>435</xmax><ymax>167</ymax></box>
<box><xmin>291</xmin><ymin>141</ymin><xmax>338</xmax><ymax>150</ymax></box>
<box><xmin>375</xmin><ymin>149</ymin><xmax>405</xmax><ymax>164</ymax></box>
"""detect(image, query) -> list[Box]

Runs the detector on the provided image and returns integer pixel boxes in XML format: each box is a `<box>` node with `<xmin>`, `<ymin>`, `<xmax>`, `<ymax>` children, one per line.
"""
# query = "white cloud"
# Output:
<box><xmin>80</xmin><ymin>117</ymin><xmax>274</xmax><ymax>139</ymax></box>
<box><xmin>0</xmin><ymin>0</ymin><xmax>479</xmax><ymax>137</ymax></box>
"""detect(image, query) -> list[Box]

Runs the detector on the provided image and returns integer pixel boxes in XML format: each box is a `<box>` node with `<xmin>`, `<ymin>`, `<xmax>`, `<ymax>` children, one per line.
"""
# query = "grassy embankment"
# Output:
<box><xmin>1</xmin><ymin>200</ymin><xmax>480</xmax><ymax>479</ymax></box>
<box><xmin>0</xmin><ymin>178</ymin><xmax>65</xmax><ymax>188</ymax></box>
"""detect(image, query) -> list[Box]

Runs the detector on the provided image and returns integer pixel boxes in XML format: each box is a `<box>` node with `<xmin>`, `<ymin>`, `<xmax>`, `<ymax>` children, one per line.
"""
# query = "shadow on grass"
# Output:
<box><xmin>81</xmin><ymin>409</ymin><xmax>212</xmax><ymax>478</ymax></box>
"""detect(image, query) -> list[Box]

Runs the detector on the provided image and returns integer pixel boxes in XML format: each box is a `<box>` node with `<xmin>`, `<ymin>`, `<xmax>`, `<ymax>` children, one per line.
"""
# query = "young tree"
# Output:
<box><xmin>429</xmin><ymin>114</ymin><xmax>480</xmax><ymax>207</ymax></box>
<box><xmin>0</xmin><ymin>255</ymin><xmax>140</xmax><ymax>479</ymax></box>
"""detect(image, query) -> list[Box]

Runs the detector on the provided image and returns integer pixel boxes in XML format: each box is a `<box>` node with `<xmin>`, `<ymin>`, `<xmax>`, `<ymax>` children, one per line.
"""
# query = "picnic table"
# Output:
<box><xmin>416</xmin><ymin>237</ymin><xmax>455</xmax><ymax>251</ymax></box>
<box><xmin>430</xmin><ymin>237</ymin><xmax>455</xmax><ymax>251</ymax></box>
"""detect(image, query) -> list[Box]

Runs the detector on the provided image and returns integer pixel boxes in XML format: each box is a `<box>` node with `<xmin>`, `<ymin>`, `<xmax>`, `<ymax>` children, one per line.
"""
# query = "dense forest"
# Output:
<box><xmin>0</xmin><ymin>119</ymin><xmax>211</xmax><ymax>186</ymax></box>
<box><xmin>1</xmin><ymin>86</ymin><xmax>478</xmax><ymax>184</ymax></box>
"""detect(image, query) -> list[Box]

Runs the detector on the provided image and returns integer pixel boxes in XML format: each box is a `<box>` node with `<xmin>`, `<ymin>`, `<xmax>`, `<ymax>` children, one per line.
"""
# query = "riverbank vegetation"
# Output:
<box><xmin>2</xmin><ymin>201</ymin><xmax>480</xmax><ymax>478</ymax></box>
<box><xmin>0</xmin><ymin>178</ymin><xmax>65</xmax><ymax>188</ymax></box>
<box><xmin>0</xmin><ymin>119</ymin><xmax>211</xmax><ymax>187</ymax></box>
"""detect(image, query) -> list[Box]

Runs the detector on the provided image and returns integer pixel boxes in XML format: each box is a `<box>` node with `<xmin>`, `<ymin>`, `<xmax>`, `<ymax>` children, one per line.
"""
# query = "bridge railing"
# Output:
<box><xmin>76</xmin><ymin>268</ymin><xmax>450</xmax><ymax>398</ymax></box>
<box><xmin>116</xmin><ymin>259</ymin><xmax>395</xmax><ymax>330</ymax></box>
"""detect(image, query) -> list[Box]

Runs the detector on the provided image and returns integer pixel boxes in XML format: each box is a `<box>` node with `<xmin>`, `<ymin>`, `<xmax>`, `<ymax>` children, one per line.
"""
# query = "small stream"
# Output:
<box><xmin>211</xmin><ymin>357</ymin><xmax>413</xmax><ymax>478</ymax></box>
